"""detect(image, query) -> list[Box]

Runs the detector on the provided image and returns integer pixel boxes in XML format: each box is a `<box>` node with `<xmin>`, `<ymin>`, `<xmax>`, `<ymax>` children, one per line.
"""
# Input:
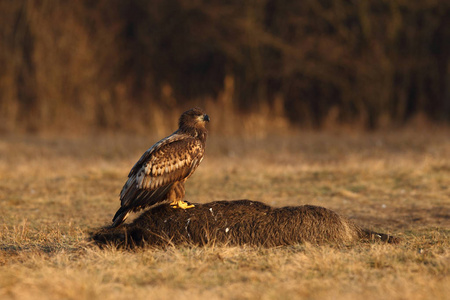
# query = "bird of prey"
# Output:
<box><xmin>111</xmin><ymin>107</ymin><xmax>209</xmax><ymax>227</ymax></box>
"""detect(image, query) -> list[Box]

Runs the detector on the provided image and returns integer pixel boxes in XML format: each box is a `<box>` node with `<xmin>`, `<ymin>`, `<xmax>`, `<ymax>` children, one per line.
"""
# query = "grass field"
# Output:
<box><xmin>0</xmin><ymin>129</ymin><xmax>449</xmax><ymax>299</ymax></box>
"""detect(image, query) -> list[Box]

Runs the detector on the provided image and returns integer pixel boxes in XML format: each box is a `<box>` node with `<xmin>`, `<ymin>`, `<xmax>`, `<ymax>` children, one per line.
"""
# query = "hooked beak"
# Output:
<box><xmin>203</xmin><ymin>114</ymin><xmax>210</xmax><ymax>122</ymax></box>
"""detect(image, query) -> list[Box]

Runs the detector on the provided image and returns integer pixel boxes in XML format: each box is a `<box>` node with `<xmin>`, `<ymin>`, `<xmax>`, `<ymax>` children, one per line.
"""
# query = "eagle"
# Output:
<box><xmin>111</xmin><ymin>107</ymin><xmax>210</xmax><ymax>227</ymax></box>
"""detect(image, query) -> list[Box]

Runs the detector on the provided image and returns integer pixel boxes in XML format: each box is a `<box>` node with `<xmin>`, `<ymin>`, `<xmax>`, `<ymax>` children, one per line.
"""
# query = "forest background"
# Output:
<box><xmin>1</xmin><ymin>0</ymin><xmax>449</xmax><ymax>135</ymax></box>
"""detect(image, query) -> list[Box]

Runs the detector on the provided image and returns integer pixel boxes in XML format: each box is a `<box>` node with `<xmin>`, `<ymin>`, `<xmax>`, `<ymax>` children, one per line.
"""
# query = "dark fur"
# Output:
<box><xmin>92</xmin><ymin>200</ymin><xmax>399</xmax><ymax>248</ymax></box>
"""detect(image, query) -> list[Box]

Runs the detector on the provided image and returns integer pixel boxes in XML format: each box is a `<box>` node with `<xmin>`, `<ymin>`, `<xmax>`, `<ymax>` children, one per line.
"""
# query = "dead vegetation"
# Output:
<box><xmin>0</xmin><ymin>129</ymin><xmax>449</xmax><ymax>299</ymax></box>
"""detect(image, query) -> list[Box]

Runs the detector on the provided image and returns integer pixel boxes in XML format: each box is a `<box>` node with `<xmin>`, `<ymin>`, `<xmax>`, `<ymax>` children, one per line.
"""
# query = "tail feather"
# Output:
<box><xmin>112</xmin><ymin>183</ymin><xmax>175</xmax><ymax>228</ymax></box>
<box><xmin>111</xmin><ymin>207</ymin><xmax>130</xmax><ymax>228</ymax></box>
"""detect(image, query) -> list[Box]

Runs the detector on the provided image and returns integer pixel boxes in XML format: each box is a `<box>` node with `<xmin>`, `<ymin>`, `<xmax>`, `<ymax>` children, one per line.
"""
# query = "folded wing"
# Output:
<box><xmin>112</xmin><ymin>134</ymin><xmax>204</xmax><ymax>225</ymax></box>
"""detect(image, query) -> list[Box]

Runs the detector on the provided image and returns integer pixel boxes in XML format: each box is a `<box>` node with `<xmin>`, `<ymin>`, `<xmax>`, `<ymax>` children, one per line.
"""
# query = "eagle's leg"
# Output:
<box><xmin>172</xmin><ymin>200</ymin><xmax>195</xmax><ymax>209</ymax></box>
<box><xmin>169</xmin><ymin>182</ymin><xmax>195</xmax><ymax>209</ymax></box>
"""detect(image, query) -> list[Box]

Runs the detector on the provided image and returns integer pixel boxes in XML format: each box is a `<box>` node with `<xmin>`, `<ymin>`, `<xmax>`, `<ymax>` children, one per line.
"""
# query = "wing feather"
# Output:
<box><xmin>118</xmin><ymin>133</ymin><xmax>205</xmax><ymax>211</ymax></box>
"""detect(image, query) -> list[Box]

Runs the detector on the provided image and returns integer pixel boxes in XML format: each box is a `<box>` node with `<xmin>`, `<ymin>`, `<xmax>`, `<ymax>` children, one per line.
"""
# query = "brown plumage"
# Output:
<box><xmin>95</xmin><ymin>200</ymin><xmax>400</xmax><ymax>247</ymax></box>
<box><xmin>111</xmin><ymin>107</ymin><xmax>209</xmax><ymax>227</ymax></box>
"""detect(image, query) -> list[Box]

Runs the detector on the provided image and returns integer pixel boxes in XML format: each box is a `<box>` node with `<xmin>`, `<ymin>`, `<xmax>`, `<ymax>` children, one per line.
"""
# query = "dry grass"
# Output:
<box><xmin>0</xmin><ymin>129</ymin><xmax>449</xmax><ymax>299</ymax></box>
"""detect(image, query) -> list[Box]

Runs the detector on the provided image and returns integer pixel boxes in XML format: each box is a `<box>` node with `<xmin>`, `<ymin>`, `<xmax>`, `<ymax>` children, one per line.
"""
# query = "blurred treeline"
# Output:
<box><xmin>1</xmin><ymin>0</ymin><xmax>449</xmax><ymax>134</ymax></box>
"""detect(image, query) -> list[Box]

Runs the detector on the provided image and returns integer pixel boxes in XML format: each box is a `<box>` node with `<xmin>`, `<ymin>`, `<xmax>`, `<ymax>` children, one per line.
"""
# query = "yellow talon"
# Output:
<box><xmin>170</xmin><ymin>200</ymin><xmax>195</xmax><ymax>209</ymax></box>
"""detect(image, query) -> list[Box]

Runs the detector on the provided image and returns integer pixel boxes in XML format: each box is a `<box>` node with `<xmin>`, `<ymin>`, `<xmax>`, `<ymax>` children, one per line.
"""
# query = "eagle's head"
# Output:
<box><xmin>178</xmin><ymin>107</ymin><xmax>210</xmax><ymax>138</ymax></box>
